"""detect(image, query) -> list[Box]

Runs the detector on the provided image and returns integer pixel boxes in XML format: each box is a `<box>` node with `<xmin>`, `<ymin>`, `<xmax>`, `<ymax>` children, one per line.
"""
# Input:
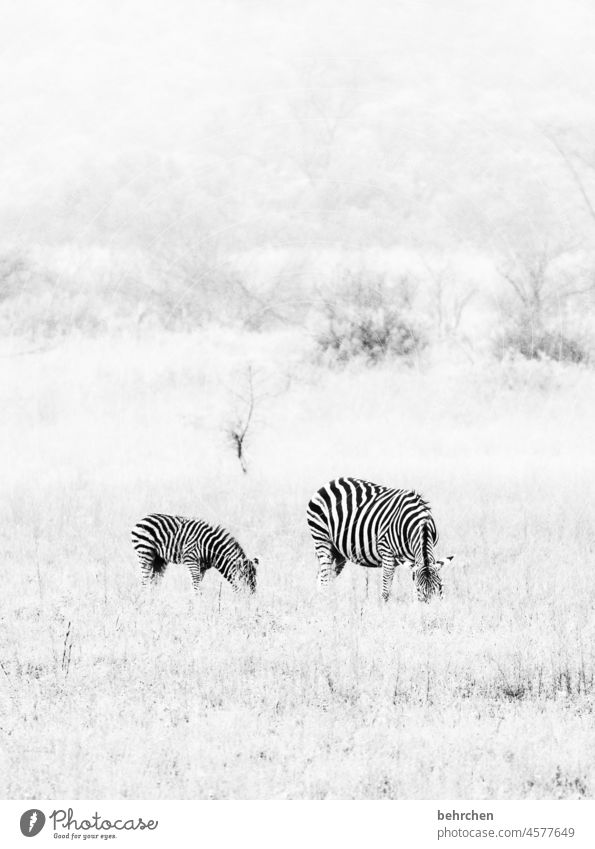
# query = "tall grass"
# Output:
<box><xmin>1</xmin><ymin>331</ymin><xmax>594</xmax><ymax>798</ymax></box>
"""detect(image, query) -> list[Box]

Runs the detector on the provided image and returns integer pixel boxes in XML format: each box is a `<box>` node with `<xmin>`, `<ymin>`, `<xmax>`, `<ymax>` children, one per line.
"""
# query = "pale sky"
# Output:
<box><xmin>2</xmin><ymin>0</ymin><xmax>594</xmax><ymax>245</ymax></box>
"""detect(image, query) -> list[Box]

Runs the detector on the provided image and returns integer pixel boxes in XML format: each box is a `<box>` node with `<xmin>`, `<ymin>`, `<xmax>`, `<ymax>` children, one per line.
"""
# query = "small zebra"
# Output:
<box><xmin>131</xmin><ymin>513</ymin><xmax>258</xmax><ymax>594</ymax></box>
<box><xmin>307</xmin><ymin>477</ymin><xmax>453</xmax><ymax>602</ymax></box>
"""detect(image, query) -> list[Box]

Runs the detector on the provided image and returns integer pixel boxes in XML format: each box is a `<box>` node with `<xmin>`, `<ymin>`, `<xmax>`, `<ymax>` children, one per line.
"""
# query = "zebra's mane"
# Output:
<box><xmin>175</xmin><ymin>514</ymin><xmax>249</xmax><ymax>562</ymax></box>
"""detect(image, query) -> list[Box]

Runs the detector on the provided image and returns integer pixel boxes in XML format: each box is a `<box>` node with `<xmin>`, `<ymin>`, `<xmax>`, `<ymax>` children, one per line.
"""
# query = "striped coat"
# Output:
<box><xmin>131</xmin><ymin>513</ymin><xmax>257</xmax><ymax>593</ymax></box>
<box><xmin>307</xmin><ymin>477</ymin><xmax>451</xmax><ymax>601</ymax></box>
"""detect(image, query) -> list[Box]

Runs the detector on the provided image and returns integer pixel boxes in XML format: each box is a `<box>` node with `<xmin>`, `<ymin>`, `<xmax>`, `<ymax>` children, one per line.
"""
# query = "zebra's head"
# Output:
<box><xmin>412</xmin><ymin>555</ymin><xmax>454</xmax><ymax>602</ymax></box>
<box><xmin>234</xmin><ymin>556</ymin><xmax>258</xmax><ymax>593</ymax></box>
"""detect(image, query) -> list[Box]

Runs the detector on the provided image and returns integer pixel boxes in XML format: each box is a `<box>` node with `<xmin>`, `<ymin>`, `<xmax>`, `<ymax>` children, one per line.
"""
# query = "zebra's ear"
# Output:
<box><xmin>253</xmin><ymin>557</ymin><xmax>259</xmax><ymax>566</ymax></box>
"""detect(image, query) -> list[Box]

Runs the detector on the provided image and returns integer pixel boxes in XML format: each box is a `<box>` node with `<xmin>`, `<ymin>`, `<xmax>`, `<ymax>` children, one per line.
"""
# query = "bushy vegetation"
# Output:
<box><xmin>493</xmin><ymin>245</ymin><xmax>594</xmax><ymax>364</ymax></box>
<box><xmin>496</xmin><ymin>322</ymin><xmax>589</xmax><ymax>364</ymax></box>
<box><xmin>315</xmin><ymin>272</ymin><xmax>427</xmax><ymax>364</ymax></box>
<box><xmin>2</xmin><ymin>2</ymin><xmax>595</xmax><ymax>353</ymax></box>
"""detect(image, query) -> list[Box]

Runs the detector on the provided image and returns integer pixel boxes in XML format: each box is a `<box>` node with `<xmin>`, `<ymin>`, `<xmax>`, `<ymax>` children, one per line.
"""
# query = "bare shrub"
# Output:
<box><xmin>225</xmin><ymin>368</ymin><xmax>255</xmax><ymax>474</ymax></box>
<box><xmin>147</xmin><ymin>236</ymin><xmax>298</xmax><ymax>332</ymax></box>
<box><xmin>0</xmin><ymin>250</ymin><xmax>30</xmax><ymax>303</ymax></box>
<box><xmin>315</xmin><ymin>271</ymin><xmax>426</xmax><ymax>365</ymax></box>
<box><xmin>495</xmin><ymin>321</ymin><xmax>589</xmax><ymax>364</ymax></box>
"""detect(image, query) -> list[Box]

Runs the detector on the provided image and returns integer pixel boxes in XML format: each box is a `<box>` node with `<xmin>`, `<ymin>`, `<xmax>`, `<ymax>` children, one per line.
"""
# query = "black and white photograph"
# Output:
<box><xmin>1</xmin><ymin>0</ymin><xmax>595</xmax><ymax>828</ymax></box>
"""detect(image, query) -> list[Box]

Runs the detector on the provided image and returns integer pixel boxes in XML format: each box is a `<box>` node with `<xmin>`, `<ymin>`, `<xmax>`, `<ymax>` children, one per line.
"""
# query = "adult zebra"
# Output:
<box><xmin>131</xmin><ymin>514</ymin><xmax>258</xmax><ymax>593</ymax></box>
<box><xmin>307</xmin><ymin>477</ymin><xmax>453</xmax><ymax>602</ymax></box>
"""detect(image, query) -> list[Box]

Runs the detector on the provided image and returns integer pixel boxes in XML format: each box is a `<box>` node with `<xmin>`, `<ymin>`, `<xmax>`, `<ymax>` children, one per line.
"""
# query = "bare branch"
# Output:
<box><xmin>226</xmin><ymin>366</ymin><xmax>255</xmax><ymax>475</ymax></box>
<box><xmin>499</xmin><ymin>268</ymin><xmax>530</xmax><ymax>307</ymax></box>
<box><xmin>543</xmin><ymin>130</ymin><xmax>595</xmax><ymax>226</ymax></box>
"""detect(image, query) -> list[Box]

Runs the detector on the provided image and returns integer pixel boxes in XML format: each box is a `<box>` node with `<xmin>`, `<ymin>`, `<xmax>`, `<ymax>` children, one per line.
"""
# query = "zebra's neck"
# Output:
<box><xmin>205</xmin><ymin>526</ymin><xmax>247</xmax><ymax>583</ymax></box>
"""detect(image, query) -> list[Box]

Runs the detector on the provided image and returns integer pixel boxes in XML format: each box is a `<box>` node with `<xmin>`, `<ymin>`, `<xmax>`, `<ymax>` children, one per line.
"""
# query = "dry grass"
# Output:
<box><xmin>1</xmin><ymin>332</ymin><xmax>594</xmax><ymax>799</ymax></box>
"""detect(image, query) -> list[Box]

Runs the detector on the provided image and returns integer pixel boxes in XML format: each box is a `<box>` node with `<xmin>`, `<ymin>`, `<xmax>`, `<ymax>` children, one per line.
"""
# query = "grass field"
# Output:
<box><xmin>1</xmin><ymin>331</ymin><xmax>594</xmax><ymax>799</ymax></box>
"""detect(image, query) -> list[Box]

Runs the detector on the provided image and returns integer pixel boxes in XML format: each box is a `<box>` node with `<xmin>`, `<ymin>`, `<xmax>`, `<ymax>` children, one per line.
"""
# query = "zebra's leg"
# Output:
<box><xmin>315</xmin><ymin>542</ymin><xmax>338</xmax><ymax>589</ymax></box>
<box><xmin>184</xmin><ymin>557</ymin><xmax>205</xmax><ymax>592</ymax></box>
<box><xmin>381</xmin><ymin>553</ymin><xmax>397</xmax><ymax>602</ymax></box>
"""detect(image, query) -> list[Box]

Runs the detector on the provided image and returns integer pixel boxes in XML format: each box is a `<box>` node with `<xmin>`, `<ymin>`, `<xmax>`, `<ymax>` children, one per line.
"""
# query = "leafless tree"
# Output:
<box><xmin>497</xmin><ymin>239</ymin><xmax>593</xmax><ymax>328</ymax></box>
<box><xmin>226</xmin><ymin>366</ymin><xmax>256</xmax><ymax>474</ymax></box>
<box><xmin>420</xmin><ymin>259</ymin><xmax>476</xmax><ymax>336</ymax></box>
<box><xmin>288</xmin><ymin>60</ymin><xmax>366</xmax><ymax>185</ymax></box>
<box><xmin>543</xmin><ymin>129</ymin><xmax>595</xmax><ymax>229</ymax></box>
<box><xmin>494</xmin><ymin>234</ymin><xmax>593</xmax><ymax>362</ymax></box>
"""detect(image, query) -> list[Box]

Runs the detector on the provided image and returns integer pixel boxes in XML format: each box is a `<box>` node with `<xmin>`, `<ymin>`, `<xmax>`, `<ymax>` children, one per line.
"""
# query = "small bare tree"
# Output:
<box><xmin>223</xmin><ymin>364</ymin><xmax>292</xmax><ymax>473</ymax></box>
<box><xmin>225</xmin><ymin>366</ymin><xmax>256</xmax><ymax>474</ymax></box>
<box><xmin>419</xmin><ymin>258</ymin><xmax>476</xmax><ymax>337</ymax></box>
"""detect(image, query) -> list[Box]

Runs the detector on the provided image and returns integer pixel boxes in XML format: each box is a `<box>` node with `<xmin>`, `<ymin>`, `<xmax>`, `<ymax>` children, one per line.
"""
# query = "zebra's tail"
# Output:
<box><xmin>420</xmin><ymin>520</ymin><xmax>434</xmax><ymax>572</ymax></box>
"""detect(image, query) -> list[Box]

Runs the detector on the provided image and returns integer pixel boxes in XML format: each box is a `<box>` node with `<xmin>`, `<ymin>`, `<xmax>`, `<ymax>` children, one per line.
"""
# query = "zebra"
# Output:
<box><xmin>131</xmin><ymin>513</ymin><xmax>258</xmax><ymax>594</ymax></box>
<box><xmin>306</xmin><ymin>477</ymin><xmax>453</xmax><ymax>602</ymax></box>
